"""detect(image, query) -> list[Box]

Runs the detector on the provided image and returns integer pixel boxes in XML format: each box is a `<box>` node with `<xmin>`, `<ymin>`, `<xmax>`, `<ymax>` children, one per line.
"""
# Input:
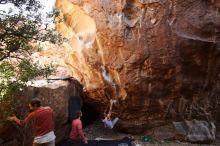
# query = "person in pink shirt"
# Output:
<box><xmin>69</xmin><ymin>111</ymin><xmax>88</xmax><ymax>144</ymax></box>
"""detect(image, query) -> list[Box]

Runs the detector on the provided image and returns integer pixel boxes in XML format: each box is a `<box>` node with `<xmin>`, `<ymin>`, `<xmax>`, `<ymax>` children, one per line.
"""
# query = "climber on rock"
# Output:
<box><xmin>102</xmin><ymin>99</ymin><xmax>119</xmax><ymax>129</ymax></box>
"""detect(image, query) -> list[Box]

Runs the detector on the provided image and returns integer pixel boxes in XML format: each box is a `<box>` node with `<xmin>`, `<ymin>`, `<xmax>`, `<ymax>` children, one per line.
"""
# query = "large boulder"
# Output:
<box><xmin>55</xmin><ymin>0</ymin><xmax>220</xmax><ymax>134</ymax></box>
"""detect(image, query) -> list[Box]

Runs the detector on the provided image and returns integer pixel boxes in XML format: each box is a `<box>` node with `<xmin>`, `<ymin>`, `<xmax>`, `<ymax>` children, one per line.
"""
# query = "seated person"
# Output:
<box><xmin>69</xmin><ymin>111</ymin><xmax>88</xmax><ymax>144</ymax></box>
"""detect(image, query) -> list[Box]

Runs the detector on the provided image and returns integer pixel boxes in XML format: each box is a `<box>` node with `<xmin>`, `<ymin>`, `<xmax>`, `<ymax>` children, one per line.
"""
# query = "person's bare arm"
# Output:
<box><xmin>7</xmin><ymin>115</ymin><xmax>22</xmax><ymax>126</ymax></box>
<box><xmin>8</xmin><ymin>112</ymin><xmax>33</xmax><ymax>126</ymax></box>
<box><xmin>77</xmin><ymin>121</ymin><xmax>88</xmax><ymax>144</ymax></box>
<box><xmin>107</xmin><ymin>100</ymin><xmax>114</xmax><ymax>119</ymax></box>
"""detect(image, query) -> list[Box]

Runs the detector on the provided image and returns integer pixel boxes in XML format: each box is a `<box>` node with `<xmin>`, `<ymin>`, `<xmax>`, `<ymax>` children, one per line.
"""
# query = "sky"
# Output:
<box><xmin>0</xmin><ymin>0</ymin><xmax>56</xmax><ymax>14</ymax></box>
<box><xmin>41</xmin><ymin>0</ymin><xmax>56</xmax><ymax>12</ymax></box>
<box><xmin>0</xmin><ymin>0</ymin><xmax>57</xmax><ymax>27</ymax></box>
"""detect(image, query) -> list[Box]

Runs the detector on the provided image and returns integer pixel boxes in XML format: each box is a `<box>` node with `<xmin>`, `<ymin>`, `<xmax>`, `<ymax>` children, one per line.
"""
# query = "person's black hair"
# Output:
<box><xmin>30</xmin><ymin>98</ymin><xmax>41</xmax><ymax>107</ymax></box>
<box><xmin>74</xmin><ymin>111</ymin><xmax>82</xmax><ymax>118</ymax></box>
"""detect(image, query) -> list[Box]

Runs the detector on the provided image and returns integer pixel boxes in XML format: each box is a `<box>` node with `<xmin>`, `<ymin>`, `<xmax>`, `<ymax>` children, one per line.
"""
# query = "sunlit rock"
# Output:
<box><xmin>55</xmin><ymin>0</ymin><xmax>220</xmax><ymax>137</ymax></box>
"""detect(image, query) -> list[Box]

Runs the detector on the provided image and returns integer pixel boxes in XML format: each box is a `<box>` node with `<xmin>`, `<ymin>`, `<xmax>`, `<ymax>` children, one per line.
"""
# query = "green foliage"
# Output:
<box><xmin>0</xmin><ymin>62</ymin><xmax>15</xmax><ymax>100</ymax></box>
<box><xmin>0</xmin><ymin>5</ymin><xmax>63</xmax><ymax>61</ymax></box>
<box><xmin>0</xmin><ymin>0</ymin><xmax>62</xmax><ymax>120</ymax></box>
<box><xmin>18</xmin><ymin>59</ymin><xmax>53</xmax><ymax>82</ymax></box>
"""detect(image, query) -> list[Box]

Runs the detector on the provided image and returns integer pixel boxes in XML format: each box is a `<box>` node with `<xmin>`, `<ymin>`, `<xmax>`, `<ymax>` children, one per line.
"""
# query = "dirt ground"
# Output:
<box><xmin>84</xmin><ymin>120</ymin><xmax>219</xmax><ymax>146</ymax></box>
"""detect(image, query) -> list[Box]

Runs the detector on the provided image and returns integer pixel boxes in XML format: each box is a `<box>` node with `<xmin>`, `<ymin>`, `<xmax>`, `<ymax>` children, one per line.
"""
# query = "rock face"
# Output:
<box><xmin>55</xmin><ymin>0</ymin><xmax>220</xmax><ymax>134</ymax></box>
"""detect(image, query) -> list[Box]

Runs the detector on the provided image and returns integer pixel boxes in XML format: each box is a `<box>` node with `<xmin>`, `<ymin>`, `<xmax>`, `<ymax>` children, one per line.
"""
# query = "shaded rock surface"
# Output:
<box><xmin>84</xmin><ymin>120</ymin><xmax>218</xmax><ymax>146</ymax></box>
<box><xmin>55</xmin><ymin>0</ymin><xmax>220</xmax><ymax>136</ymax></box>
<box><xmin>173</xmin><ymin>120</ymin><xmax>216</xmax><ymax>143</ymax></box>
